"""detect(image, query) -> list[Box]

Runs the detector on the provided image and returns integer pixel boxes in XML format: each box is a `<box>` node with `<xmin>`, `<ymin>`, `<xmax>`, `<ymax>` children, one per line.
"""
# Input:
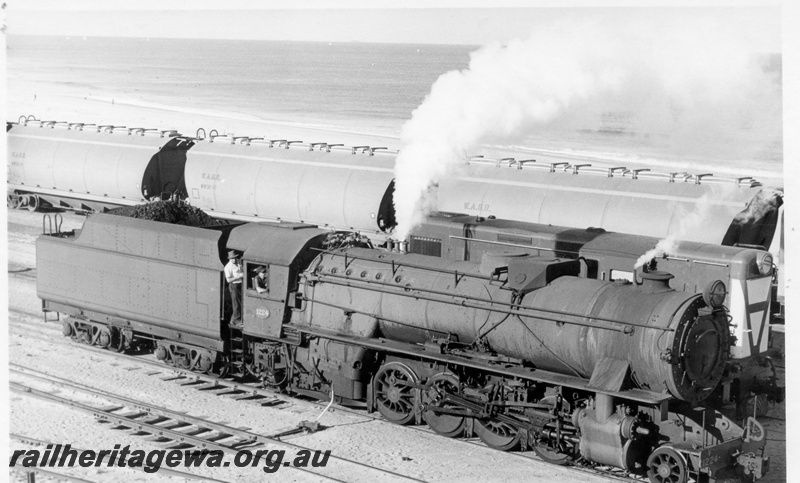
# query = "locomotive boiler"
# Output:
<box><xmin>37</xmin><ymin>214</ymin><xmax>769</xmax><ymax>482</ymax></box>
<box><xmin>406</xmin><ymin>212</ymin><xmax>784</xmax><ymax>416</ymax></box>
<box><xmin>301</xmin><ymin>249</ymin><xmax>728</xmax><ymax>404</ymax></box>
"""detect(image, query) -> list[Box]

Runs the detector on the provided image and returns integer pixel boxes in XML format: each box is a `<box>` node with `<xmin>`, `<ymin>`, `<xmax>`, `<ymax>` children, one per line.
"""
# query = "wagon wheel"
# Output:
<box><xmin>214</xmin><ymin>356</ymin><xmax>231</xmax><ymax>379</ymax></box>
<box><xmin>96</xmin><ymin>329</ymin><xmax>112</xmax><ymax>349</ymax></box>
<box><xmin>374</xmin><ymin>361</ymin><xmax>418</xmax><ymax>425</ymax></box>
<box><xmin>647</xmin><ymin>446</ymin><xmax>687</xmax><ymax>483</ymax></box>
<box><xmin>474</xmin><ymin>418</ymin><xmax>521</xmax><ymax>451</ymax></box>
<box><xmin>422</xmin><ymin>373</ymin><xmax>466</xmax><ymax>438</ymax></box>
<box><xmin>80</xmin><ymin>330</ymin><xmax>93</xmax><ymax>345</ymax></box>
<box><xmin>532</xmin><ymin>396</ymin><xmax>576</xmax><ymax>465</ymax></box>
<box><xmin>177</xmin><ymin>351</ymin><xmax>195</xmax><ymax>370</ymax></box>
<box><xmin>198</xmin><ymin>355</ymin><xmax>215</xmax><ymax>374</ymax></box>
<box><xmin>27</xmin><ymin>195</ymin><xmax>40</xmax><ymax>212</ymax></box>
<box><xmin>112</xmin><ymin>329</ymin><xmax>127</xmax><ymax>353</ymax></box>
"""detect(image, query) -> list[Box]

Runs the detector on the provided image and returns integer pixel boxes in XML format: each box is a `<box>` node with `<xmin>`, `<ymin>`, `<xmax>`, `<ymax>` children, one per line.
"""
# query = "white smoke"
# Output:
<box><xmin>636</xmin><ymin>186</ymin><xmax>782</xmax><ymax>270</ymax></box>
<box><xmin>392</xmin><ymin>15</ymin><xmax>781</xmax><ymax>240</ymax></box>
<box><xmin>634</xmin><ymin>194</ymin><xmax>716</xmax><ymax>269</ymax></box>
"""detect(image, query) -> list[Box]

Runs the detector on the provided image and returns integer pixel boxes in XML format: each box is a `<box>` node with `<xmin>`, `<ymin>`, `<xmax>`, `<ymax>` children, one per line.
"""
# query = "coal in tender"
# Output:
<box><xmin>107</xmin><ymin>200</ymin><xmax>221</xmax><ymax>227</ymax></box>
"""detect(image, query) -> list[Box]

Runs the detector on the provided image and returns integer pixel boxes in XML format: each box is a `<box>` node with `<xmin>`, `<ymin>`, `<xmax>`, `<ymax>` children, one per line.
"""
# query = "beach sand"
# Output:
<box><xmin>7</xmin><ymin>77</ymin><xmax>405</xmax><ymax>151</ymax></box>
<box><xmin>8</xmin><ymin>76</ymin><xmax>784</xmax><ymax>189</ymax></box>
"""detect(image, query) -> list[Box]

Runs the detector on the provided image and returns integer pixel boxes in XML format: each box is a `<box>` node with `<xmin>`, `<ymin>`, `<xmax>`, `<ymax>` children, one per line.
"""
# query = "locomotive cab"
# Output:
<box><xmin>223</xmin><ymin>222</ymin><xmax>330</xmax><ymax>339</ymax></box>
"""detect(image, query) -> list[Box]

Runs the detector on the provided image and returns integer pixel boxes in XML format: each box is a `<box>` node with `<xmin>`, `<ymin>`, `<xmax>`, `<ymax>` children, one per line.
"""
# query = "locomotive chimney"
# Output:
<box><xmin>400</xmin><ymin>240</ymin><xmax>408</xmax><ymax>253</ymax></box>
<box><xmin>386</xmin><ymin>239</ymin><xmax>395</xmax><ymax>251</ymax></box>
<box><xmin>638</xmin><ymin>270</ymin><xmax>674</xmax><ymax>294</ymax></box>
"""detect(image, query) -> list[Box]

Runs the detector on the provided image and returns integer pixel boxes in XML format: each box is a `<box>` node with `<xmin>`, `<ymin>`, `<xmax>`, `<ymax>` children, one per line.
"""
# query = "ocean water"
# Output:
<box><xmin>7</xmin><ymin>36</ymin><xmax>471</xmax><ymax>136</ymax></box>
<box><xmin>7</xmin><ymin>36</ymin><xmax>783</xmax><ymax>184</ymax></box>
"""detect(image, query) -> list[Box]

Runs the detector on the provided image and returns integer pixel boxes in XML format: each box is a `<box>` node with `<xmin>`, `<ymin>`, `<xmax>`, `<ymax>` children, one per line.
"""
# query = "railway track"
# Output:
<box><xmin>9</xmin><ymin>364</ymin><xmax>426</xmax><ymax>483</ymax></box>
<box><xmin>10</xmin><ymin>433</ymin><xmax>227</xmax><ymax>482</ymax></box>
<box><xmin>9</xmin><ymin>324</ymin><xmax>642</xmax><ymax>483</ymax></box>
<box><xmin>10</xmin><ymin>364</ymin><xmax>641</xmax><ymax>483</ymax></box>
<box><xmin>8</xmin><ymin>320</ymin><xmax>640</xmax><ymax>482</ymax></box>
<box><xmin>11</xmin><ymin>307</ymin><xmax>786</xmax><ymax>483</ymax></box>
<box><xmin>9</xmin><ymin>466</ymin><xmax>96</xmax><ymax>483</ymax></box>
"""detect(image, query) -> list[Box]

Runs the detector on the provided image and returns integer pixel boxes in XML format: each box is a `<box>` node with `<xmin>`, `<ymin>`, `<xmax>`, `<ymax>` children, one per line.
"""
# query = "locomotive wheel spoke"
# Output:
<box><xmin>474</xmin><ymin>418</ymin><xmax>521</xmax><ymax>451</ymax></box>
<box><xmin>374</xmin><ymin>362</ymin><xmax>418</xmax><ymax>425</ymax></box>
<box><xmin>422</xmin><ymin>373</ymin><xmax>466</xmax><ymax>438</ymax></box>
<box><xmin>646</xmin><ymin>446</ymin><xmax>687</xmax><ymax>483</ymax></box>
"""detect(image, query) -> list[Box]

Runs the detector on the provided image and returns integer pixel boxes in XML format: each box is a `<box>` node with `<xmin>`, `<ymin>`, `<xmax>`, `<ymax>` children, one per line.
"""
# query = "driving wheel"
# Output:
<box><xmin>374</xmin><ymin>361</ymin><xmax>418</xmax><ymax>425</ymax></box>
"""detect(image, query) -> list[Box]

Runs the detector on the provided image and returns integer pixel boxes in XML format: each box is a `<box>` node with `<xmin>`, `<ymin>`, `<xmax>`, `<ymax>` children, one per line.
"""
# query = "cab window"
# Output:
<box><xmin>247</xmin><ymin>263</ymin><xmax>269</xmax><ymax>295</ymax></box>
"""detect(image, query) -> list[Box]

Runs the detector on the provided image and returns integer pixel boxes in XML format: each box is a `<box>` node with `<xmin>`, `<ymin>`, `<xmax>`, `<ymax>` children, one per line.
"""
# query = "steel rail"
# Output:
<box><xmin>9</xmin><ymin>433</ymin><xmax>228</xmax><ymax>482</ymax></box>
<box><xmin>9</xmin><ymin>365</ymin><xmax>424</xmax><ymax>483</ymax></box>
<box><xmin>9</xmin><ymin>466</ymin><xmax>96</xmax><ymax>483</ymax></box>
<box><xmin>8</xmin><ymin>320</ymin><xmax>383</xmax><ymax>428</ymax></box>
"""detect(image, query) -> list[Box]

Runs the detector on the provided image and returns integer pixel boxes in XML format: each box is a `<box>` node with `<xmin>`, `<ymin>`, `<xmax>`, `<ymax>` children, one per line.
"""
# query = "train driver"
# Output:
<box><xmin>224</xmin><ymin>250</ymin><xmax>244</xmax><ymax>327</ymax></box>
<box><xmin>254</xmin><ymin>266</ymin><xmax>267</xmax><ymax>294</ymax></box>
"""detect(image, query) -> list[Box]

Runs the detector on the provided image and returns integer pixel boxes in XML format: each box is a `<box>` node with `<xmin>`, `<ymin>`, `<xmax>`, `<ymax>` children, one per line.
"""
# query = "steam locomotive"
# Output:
<box><xmin>37</xmin><ymin>213</ymin><xmax>769</xmax><ymax>482</ymax></box>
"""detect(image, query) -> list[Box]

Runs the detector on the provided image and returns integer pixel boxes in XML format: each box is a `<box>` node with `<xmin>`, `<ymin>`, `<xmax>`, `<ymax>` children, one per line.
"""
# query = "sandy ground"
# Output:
<box><xmin>6</xmin><ymin>80</ymin><xmax>405</xmax><ymax>156</ymax></box>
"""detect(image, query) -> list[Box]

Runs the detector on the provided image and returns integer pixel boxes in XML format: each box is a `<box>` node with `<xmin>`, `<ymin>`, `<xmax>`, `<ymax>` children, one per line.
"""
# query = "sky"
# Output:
<box><xmin>3</xmin><ymin>1</ymin><xmax>785</xmax><ymax>48</ymax></box>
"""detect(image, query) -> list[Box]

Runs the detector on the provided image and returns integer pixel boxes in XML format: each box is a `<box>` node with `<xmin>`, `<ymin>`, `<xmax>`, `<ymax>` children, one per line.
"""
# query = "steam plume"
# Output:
<box><xmin>392</xmin><ymin>16</ymin><xmax>781</xmax><ymax>240</ymax></box>
<box><xmin>634</xmin><ymin>194</ymin><xmax>715</xmax><ymax>269</ymax></box>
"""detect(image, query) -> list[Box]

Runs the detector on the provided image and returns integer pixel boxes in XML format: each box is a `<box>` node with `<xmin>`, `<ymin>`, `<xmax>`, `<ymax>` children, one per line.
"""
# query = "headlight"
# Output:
<box><xmin>758</xmin><ymin>253</ymin><xmax>773</xmax><ymax>276</ymax></box>
<box><xmin>703</xmin><ymin>280</ymin><xmax>727</xmax><ymax>309</ymax></box>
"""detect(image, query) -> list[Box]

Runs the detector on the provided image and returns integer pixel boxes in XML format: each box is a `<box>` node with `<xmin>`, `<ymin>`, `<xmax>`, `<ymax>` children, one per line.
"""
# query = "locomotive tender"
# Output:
<box><xmin>37</xmin><ymin>214</ymin><xmax>769</xmax><ymax>482</ymax></box>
